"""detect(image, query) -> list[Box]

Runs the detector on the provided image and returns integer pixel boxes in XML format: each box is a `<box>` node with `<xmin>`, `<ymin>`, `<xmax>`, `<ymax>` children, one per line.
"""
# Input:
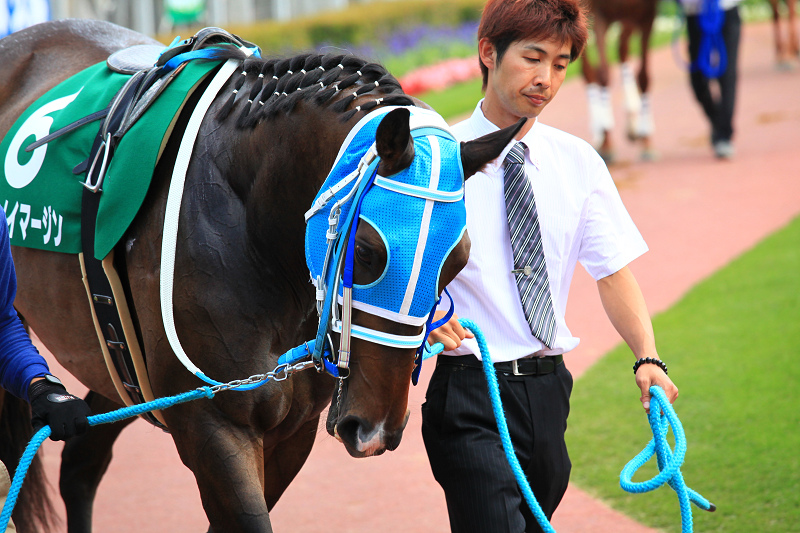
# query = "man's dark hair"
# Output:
<box><xmin>478</xmin><ymin>0</ymin><xmax>589</xmax><ymax>89</ymax></box>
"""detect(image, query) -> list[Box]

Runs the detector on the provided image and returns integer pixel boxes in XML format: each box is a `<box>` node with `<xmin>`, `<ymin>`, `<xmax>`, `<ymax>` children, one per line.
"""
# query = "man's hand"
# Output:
<box><xmin>29</xmin><ymin>376</ymin><xmax>91</xmax><ymax>441</ymax></box>
<box><xmin>635</xmin><ymin>361</ymin><xmax>678</xmax><ymax>413</ymax></box>
<box><xmin>426</xmin><ymin>311</ymin><xmax>473</xmax><ymax>351</ymax></box>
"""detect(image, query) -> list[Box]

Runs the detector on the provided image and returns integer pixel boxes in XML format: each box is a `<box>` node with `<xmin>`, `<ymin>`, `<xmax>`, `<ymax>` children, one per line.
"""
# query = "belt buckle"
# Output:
<box><xmin>512</xmin><ymin>358</ymin><xmax>526</xmax><ymax>376</ymax></box>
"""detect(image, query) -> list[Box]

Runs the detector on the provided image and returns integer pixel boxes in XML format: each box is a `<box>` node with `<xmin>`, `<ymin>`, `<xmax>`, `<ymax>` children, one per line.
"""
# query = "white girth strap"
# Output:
<box><xmin>160</xmin><ymin>58</ymin><xmax>242</xmax><ymax>382</ymax></box>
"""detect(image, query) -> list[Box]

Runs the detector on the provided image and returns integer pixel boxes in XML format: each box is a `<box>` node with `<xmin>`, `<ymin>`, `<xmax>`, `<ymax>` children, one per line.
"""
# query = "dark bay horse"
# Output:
<box><xmin>0</xmin><ymin>19</ymin><xmax>521</xmax><ymax>532</ymax></box>
<box><xmin>582</xmin><ymin>0</ymin><xmax>658</xmax><ymax>162</ymax></box>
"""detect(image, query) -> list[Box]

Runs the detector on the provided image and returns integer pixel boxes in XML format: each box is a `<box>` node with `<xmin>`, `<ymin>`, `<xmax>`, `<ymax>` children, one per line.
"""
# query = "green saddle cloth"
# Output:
<box><xmin>1</xmin><ymin>57</ymin><xmax>221</xmax><ymax>259</ymax></box>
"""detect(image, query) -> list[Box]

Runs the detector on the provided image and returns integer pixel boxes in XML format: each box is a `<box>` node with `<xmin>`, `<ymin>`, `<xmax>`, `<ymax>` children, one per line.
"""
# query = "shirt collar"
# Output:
<box><xmin>469</xmin><ymin>99</ymin><xmax>542</xmax><ymax>173</ymax></box>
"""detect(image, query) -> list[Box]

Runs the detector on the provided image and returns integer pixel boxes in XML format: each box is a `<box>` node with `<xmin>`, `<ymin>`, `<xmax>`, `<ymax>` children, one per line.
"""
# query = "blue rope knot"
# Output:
<box><xmin>620</xmin><ymin>385</ymin><xmax>716</xmax><ymax>532</ymax></box>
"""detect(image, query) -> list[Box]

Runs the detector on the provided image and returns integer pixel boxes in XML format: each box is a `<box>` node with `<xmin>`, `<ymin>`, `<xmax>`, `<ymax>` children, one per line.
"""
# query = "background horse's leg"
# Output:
<box><xmin>787</xmin><ymin>0</ymin><xmax>800</xmax><ymax>59</ymax></box>
<box><xmin>635</xmin><ymin>19</ymin><xmax>656</xmax><ymax>160</ymax></box>
<box><xmin>263</xmin><ymin>416</ymin><xmax>320</xmax><ymax>509</ymax></box>
<box><xmin>770</xmin><ymin>0</ymin><xmax>789</xmax><ymax>66</ymax></box>
<box><xmin>587</xmin><ymin>16</ymin><xmax>616</xmax><ymax>162</ymax></box>
<box><xmin>60</xmin><ymin>392</ymin><xmax>132</xmax><ymax>533</ymax></box>
<box><xmin>619</xmin><ymin>22</ymin><xmax>643</xmax><ymax>142</ymax></box>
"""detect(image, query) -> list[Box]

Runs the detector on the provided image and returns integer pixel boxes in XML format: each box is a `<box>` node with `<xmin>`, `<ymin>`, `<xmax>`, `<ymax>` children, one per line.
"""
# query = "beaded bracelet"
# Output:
<box><xmin>632</xmin><ymin>357</ymin><xmax>668</xmax><ymax>375</ymax></box>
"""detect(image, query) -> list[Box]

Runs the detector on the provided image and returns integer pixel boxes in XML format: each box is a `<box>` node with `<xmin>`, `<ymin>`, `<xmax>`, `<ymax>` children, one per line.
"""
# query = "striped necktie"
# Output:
<box><xmin>503</xmin><ymin>141</ymin><xmax>557</xmax><ymax>348</ymax></box>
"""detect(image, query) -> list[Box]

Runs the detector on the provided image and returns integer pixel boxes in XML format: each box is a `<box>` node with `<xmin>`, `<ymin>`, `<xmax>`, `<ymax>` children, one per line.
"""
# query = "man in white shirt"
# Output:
<box><xmin>422</xmin><ymin>0</ymin><xmax>678</xmax><ymax>531</ymax></box>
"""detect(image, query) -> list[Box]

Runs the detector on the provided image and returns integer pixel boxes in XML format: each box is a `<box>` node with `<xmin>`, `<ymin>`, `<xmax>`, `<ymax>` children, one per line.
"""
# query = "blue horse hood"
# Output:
<box><xmin>305</xmin><ymin>106</ymin><xmax>466</xmax><ymax>326</ymax></box>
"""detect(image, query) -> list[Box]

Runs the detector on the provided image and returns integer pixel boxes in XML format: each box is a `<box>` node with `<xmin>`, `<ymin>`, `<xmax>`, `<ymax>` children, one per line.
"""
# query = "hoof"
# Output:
<box><xmin>640</xmin><ymin>148</ymin><xmax>658</xmax><ymax>162</ymax></box>
<box><xmin>598</xmin><ymin>149</ymin><xmax>616</xmax><ymax>165</ymax></box>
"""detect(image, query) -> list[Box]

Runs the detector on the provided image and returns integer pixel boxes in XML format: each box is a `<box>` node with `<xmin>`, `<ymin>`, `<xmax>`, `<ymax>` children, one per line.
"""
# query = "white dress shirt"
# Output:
<box><xmin>444</xmin><ymin>100</ymin><xmax>648</xmax><ymax>362</ymax></box>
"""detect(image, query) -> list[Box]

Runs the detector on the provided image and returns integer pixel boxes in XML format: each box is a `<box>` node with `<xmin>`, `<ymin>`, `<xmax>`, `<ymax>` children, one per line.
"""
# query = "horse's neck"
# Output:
<box><xmin>219</xmin><ymin>109</ymin><xmax>351</xmax><ymax>308</ymax></box>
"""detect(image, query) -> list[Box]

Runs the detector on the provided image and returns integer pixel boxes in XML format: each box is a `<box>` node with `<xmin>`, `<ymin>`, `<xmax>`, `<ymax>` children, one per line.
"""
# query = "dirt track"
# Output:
<box><xmin>34</xmin><ymin>21</ymin><xmax>799</xmax><ymax>533</ymax></box>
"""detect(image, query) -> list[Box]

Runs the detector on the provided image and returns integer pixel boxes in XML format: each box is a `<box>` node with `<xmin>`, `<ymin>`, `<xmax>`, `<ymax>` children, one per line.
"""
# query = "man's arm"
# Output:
<box><xmin>597</xmin><ymin>265</ymin><xmax>678</xmax><ymax>411</ymax></box>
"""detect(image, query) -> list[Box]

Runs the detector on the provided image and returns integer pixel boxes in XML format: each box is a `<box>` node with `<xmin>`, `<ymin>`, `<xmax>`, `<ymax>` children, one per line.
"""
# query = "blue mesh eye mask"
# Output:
<box><xmin>305</xmin><ymin>106</ymin><xmax>465</xmax><ymax>362</ymax></box>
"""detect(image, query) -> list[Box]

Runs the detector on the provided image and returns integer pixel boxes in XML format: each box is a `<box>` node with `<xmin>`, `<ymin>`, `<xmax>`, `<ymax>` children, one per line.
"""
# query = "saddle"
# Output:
<box><xmin>70</xmin><ymin>28</ymin><xmax>257</xmax><ymax>429</ymax></box>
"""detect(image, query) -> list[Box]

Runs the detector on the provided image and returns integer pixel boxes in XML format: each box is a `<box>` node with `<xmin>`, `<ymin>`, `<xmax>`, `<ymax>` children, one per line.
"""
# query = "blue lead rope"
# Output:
<box><xmin>423</xmin><ymin>319</ymin><xmax>714</xmax><ymax>533</ymax></box>
<box><xmin>620</xmin><ymin>386</ymin><xmax>716</xmax><ymax>531</ymax></box>
<box><xmin>0</xmin><ymin>387</ymin><xmax>215</xmax><ymax>531</ymax></box>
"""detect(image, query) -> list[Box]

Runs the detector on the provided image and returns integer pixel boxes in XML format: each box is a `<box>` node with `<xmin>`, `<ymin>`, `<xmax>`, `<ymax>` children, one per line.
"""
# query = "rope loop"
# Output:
<box><xmin>620</xmin><ymin>385</ymin><xmax>715</xmax><ymax>532</ymax></box>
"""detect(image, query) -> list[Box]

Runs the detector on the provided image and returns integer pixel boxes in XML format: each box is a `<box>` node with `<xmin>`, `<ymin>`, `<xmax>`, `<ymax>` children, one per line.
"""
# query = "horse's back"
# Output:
<box><xmin>0</xmin><ymin>19</ymin><xmax>156</xmax><ymax>132</ymax></box>
<box><xmin>0</xmin><ymin>19</ymin><xmax>155</xmax><ymax>400</ymax></box>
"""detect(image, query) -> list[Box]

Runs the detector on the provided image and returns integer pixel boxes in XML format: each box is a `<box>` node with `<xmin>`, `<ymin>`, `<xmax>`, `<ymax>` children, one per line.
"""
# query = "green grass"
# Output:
<box><xmin>566</xmin><ymin>216</ymin><xmax>800</xmax><ymax>532</ymax></box>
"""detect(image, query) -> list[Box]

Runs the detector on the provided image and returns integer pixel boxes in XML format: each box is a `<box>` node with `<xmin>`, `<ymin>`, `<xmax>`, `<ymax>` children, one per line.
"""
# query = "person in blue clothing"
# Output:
<box><xmin>680</xmin><ymin>0</ymin><xmax>743</xmax><ymax>159</ymax></box>
<box><xmin>0</xmin><ymin>211</ymin><xmax>91</xmax><ymax>440</ymax></box>
<box><xmin>0</xmin><ymin>209</ymin><xmax>91</xmax><ymax>530</ymax></box>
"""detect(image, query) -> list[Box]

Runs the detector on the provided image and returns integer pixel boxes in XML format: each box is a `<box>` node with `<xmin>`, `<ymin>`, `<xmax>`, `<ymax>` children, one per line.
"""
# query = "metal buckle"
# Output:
<box><xmin>512</xmin><ymin>358</ymin><xmax>525</xmax><ymax>376</ymax></box>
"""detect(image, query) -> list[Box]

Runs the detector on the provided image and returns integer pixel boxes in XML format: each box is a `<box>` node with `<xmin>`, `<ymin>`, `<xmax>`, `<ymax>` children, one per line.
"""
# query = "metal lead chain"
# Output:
<box><xmin>335</xmin><ymin>377</ymin><xmax>344</xmax><ymax>413</ymax></box>
<box><xmin>204</xmin><ymin>360</ymin><xmax>316</xmax><ymax>394</ymax></box>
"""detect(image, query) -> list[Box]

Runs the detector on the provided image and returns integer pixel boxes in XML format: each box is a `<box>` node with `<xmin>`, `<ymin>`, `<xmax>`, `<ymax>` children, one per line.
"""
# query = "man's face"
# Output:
<box><xmin>480</xmin><ymin>37</ymin><xmax>572</xmax><ymax>131</ymax></box>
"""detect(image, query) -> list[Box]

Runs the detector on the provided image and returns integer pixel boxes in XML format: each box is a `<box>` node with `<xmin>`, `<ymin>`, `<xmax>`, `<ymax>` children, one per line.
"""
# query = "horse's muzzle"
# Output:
<box><xmin>329</xmin><ymin>408</ymin><xmax>411</xmax><ymax>458</ymax></box>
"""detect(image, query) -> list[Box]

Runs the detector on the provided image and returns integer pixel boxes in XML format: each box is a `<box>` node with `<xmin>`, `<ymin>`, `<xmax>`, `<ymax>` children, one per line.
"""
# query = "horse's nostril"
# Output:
<box><xmin>335</xmin><ymin>415</ymin><xmax>362</xmax><ymax>447</ymax></box>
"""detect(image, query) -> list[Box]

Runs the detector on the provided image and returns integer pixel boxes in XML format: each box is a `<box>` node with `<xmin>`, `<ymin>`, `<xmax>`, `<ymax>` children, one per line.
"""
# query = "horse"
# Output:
<box><xmin>0</xmin><ymin>18</ymin><xmax>522</xmax><ymax>532</ymax></box>
<box><xmin>582</xmin><ymin>0</ymin><xmax>659</xmax><ymax>162</ymax></box>
<box><xmin>768</xmin><ymin>0</ymin><xmax>799</xmax><ymax>68</ymax></box>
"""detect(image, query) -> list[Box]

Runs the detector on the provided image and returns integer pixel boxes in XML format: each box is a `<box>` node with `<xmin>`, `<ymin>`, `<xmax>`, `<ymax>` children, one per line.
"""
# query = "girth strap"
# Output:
<box><xmin>81</xmin><ymin>182</ymin><xmax>168</xmax><ymax>429</ymax></box>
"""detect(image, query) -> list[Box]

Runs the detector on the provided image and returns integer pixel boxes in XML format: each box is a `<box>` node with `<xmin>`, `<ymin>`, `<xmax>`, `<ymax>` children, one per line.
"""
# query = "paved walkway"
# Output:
<box><xmin>35</xmin><ymin>21</ymin><xmax>799</xmax><ymax>533</ymax></box>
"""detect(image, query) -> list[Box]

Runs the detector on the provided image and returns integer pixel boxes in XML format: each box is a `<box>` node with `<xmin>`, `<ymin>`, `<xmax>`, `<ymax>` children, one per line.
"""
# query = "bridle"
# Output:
<box><xmin>304</xmin><ymin>106</ymin><xmax>462</xmax><ymax>383</ymax></box>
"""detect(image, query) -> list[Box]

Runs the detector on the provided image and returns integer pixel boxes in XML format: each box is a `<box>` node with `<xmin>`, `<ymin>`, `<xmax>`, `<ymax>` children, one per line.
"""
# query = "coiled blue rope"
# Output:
<box><xmin>0</xmin><ymin>387</ymin><xmax>214</xmax><ymax>531</ymax></box>
<box><xmin>620</xmin><ymin>385</ymin><xmax>715</xmax><ymax>532</ymax></box>
<box><xmin>424</xmin><ymin>319</ymin><xmax>714</xmax><ymax>533</ymax></box>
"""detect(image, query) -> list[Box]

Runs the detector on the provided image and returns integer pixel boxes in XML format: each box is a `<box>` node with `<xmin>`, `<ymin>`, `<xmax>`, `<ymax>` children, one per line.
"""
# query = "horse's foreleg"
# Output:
<box><xmin>584</xmin><ymin>19</ymin><xmax>615</xmax><ymax>160</ymax></box>
<box><xmin>771</xmin><ymin>0</ymin><xmax>788</xmax><ymax>65</ymax></box>
<box><xmin>788</xmin><ymin>0</ymin><xmax>800</xmax><ymax>57</ymax></box>
<box><xmin>60</xmin><ymin>391</ymin><xmax>133</xmax><ymax>533</ymax></box>
<box><xmin>594</xmin><ymin>19</ymin><xmax>616</xmax><ymax>162</ymax></box>
<box><xmin>170</xmin><ymin>410</ymin><xmax>272</xmax><ymax>533</ymax></box>
<box><xmin>636</xmin><ymin>25</ymin><xmax>656</xmax><ymax>160</ymax></box>
<box><xmin>263</xmin><ymin>416</ymin><xmax>320</xmax><ymax>509</ymax></box>
<box><xmin>619</xmin><ymin>23</ymin><xmax>643</xmax><ymax>142</ymax></box>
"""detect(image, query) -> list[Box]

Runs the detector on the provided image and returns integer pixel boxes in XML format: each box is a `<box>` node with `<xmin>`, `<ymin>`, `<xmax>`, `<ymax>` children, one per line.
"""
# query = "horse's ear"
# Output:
<box><xmin>376</xmin><ymin>108</ymin><xmax>415</xmax><ymax>176</ymax></box>
<box><xmin>460</xmin><ymin>118</ymin><xmax>527</xmax><ymax>179</ymax></box>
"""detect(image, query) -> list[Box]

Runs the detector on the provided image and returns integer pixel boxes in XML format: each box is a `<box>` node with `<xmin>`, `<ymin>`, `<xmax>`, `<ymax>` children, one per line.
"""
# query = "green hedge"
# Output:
<box><xmin>169</xmin><ymin>0</ymin><xmax>486</xmax><ymax>54</ymax></box>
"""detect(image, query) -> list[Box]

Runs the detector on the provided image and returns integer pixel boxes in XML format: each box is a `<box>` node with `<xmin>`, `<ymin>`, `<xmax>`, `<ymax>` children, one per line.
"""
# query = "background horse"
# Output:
<box><xmin>582</xmin><ymin>0</ymin><xmax>659</xmax><ymax>162</ymax></box>
<box><xmin>768</xmin><ymin>0</ymin><xmax>799</xmax><ymax>68</ymax></box>
<box><xmin>0</xmin><ymin>19</ymin><xmax>519</xmax><ymax>532</ymax></box>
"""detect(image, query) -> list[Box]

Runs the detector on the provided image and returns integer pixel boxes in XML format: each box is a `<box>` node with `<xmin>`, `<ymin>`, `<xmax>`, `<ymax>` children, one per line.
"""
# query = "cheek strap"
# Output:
<box><xmin>411</xmin><ymin>287</ymin><xmax>454</xmax><ymax>385</ymax></box>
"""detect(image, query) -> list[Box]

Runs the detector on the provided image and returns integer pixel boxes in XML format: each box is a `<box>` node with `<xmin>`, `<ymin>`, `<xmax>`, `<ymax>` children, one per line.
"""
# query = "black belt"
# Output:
<box><xmin>436</xmin><ymin>353</ymin><xmax>563</xmax><ymax>376</ymax></box>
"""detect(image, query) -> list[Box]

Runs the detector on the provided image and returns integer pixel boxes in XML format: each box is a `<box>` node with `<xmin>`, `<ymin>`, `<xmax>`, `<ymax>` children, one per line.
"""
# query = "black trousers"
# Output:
<box><xmin>686</xmin><ymin>7</ymin><xmax>741</xmax><ymax>143</ymax></box>
<box><xmin>421</xmin><ymin>357</ymin><xmax>573</xmax><ymax>533</ymax></box>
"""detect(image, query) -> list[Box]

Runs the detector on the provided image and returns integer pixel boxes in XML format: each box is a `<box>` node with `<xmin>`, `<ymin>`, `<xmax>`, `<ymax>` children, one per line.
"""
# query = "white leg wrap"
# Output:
<box><xmin>586</xmin><ymin>83</ymin><xmax>605</xmax><ymax>146</ymax></box>
<box><xmin>599</xmin><ymin>85</ymin><xmax>615</xmax><ymax>131</ymax></box>
<box><xmin>638</xmin><ymin>93</ymin><xmax>654</xmax><ymax>137</ymax></box>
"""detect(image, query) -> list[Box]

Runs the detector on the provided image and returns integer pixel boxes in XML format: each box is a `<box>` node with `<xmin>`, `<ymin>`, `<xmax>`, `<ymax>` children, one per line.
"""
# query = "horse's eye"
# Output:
<box><xmin>355</xmin><ymin>244</ymin><xmax>372</xmax><ymax>265</ymax></box>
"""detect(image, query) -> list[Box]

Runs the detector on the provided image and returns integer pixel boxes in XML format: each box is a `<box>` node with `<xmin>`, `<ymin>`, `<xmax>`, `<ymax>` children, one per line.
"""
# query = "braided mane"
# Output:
<box><xmin>214</xmin><ymin>50</ymin><xmax>415</xmax><ymax>128</ymax></box>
